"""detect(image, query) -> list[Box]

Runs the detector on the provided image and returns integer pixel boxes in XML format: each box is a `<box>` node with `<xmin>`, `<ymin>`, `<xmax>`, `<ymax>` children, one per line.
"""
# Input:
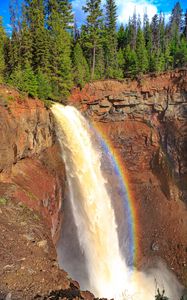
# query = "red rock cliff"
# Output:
<box><xmin>0</xmin><ymin>86</ymin><xmax>65</xmax><ymax>242</ymax></box>
<box><xmin>0</xmin><ymin>70</ymin><xmax>186</xmax><ymax>287</ymax></box>
<box><xmin>69</xmin><ymin>69</ymin><xmax>187</xmax><ymax>285</ymax></box>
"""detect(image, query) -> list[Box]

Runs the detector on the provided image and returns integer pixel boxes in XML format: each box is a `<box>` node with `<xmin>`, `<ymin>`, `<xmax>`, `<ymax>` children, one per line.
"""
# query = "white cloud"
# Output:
<box><xmin>116</xmin><ymin>0</ymin><xmax>158</xmax><ymax>24</ymax></box>
<box><xmin>72</xmin><ymin>0</ymin><xmax>158</xmax><ymax>27</ymax></box>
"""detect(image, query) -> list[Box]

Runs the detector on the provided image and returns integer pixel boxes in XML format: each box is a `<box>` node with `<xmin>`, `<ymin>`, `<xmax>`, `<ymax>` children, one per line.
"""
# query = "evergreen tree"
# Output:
<box><xmin>170</xmin><ymin>1</ymin><xmax>183</xmax><ymax>36</ymax></box>
<box><xmin>73</xmin><ymin>42</ymin><xmax>90</xmax><ymax>87</ymax></box>
<box><xmin>164</xmin><ymin>43</ymin><xmax>173</xmax><ymax>70</ymax></box>
<box><xmin>124</xmin><ymin>44</ymin><xmax>138</xmax><ymax>76</ymax></box>
<box><xmin>95</xmin><ymin>45</ymin><xmax>105</xmax><ymax>79</ymax></box>
<box><xmin>117</xmin><ymin>24</ymin><xmax>127</xmax><ymax>50</ymax></box>
<box><xmin>143</xmin><ymin>12</ymin><xmax>152</xmax><ymax>69</ymax></box>
<box><xmin>22</xmin><ymin>62</ymin><xmax>38</xmax><ymax>96</ymax></box>
<box><xmin>151</xmin><ymin>14</ymin><xmax>159</xmax><ymax>52</ymax></box>
<box><xmin>37</xmin><ymin>69</ymin><xmax>52</xmax><ymax>99</ymax></box>
<box><xmin>136</xmin><ymin>27</ymin><xmax>149</xmax><ymax>73</ymax></box>
<box><xmin>0</xmin><ymin>17</ymin><xmax>6</xmax><ymax>83</ymax></box>
<box><xmin>9</xmin><ymin>0</ymin><xmax>21</xmax><ymax>70</ymax></box>
<box><xmin>48</xmin><ymin>0</ymin><xmax>73</xmax><ymax>99</ymax></box>
<box><xmin>169</xmin><ymin>1</ymin><xmax>183</xmax><ymax>64</ymax></box>
<box><xmin>116</xmin><ymin>48</ymin><xmax>124</xmax><ymax>78</ymax></box>
<box><xmin>82</xmin><ymin>0</ymin><xmax>103</xmax><ymax>80</ymax></box>
<box><xmin>57</xmin><ymin>0</ymin><xmax>74</xmax><ymax>29</ymax></box>
<box><xmin>9</xmin><ymin>62</ymin><xmax>38</xmax><ymax>97</ymax></box>
<box><xmin>24</xmin><ymin>0</ymin><xmax>50</xmax><ymax>73</ymax></box>
<box><xmin>20</xmin><ymin>5</ymin><xmax>32</xmax><ymax>67</ymax></box>
<box><xmin>174</xmin><ymin>37</ymin><xmax>187</xmax><ymax>67</ymax></box>
<box><xmin>130</xmin><ymin>10</ymin><xmax>137</xmax><ymax>49</ymax></box>
<box><xmin>105</xmin><ymin>0</ymin><xmax>118</xmax><ymax>78</ymax></box>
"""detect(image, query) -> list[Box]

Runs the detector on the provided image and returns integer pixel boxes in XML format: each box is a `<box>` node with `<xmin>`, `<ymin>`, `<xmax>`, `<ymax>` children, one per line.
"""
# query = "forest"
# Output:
<box><xmin>0</xmin><ymin>0</ymin><xmax>187</xmax><ymax>100</ymax></box>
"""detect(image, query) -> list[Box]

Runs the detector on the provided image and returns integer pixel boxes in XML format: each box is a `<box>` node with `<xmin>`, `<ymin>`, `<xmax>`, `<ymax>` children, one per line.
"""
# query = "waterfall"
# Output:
<box><xmin>51</xmin><ymin>103</ymin><xmax>183</xmax><ymax>300</ymax></box>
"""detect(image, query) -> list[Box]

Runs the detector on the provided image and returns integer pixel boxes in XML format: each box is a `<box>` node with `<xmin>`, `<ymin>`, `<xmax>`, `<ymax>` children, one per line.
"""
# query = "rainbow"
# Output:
<box><xmin>90</xmin><ymin>121</ymin><xmax>140</xmax><ymax>267</ymax></box>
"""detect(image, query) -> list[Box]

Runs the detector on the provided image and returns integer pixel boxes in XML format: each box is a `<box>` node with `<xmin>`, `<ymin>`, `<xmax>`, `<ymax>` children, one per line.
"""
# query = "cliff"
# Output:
<box><xmin>0</xmin><ymin>70</ymin><xmax>186</xmax><ymax>298</ymax></box>
<box><xmin>70</xmin><ymin>69</ymin><xmax>187</xmax><ymax>285</ymax></box>
<box><xmin>0</xmin><ymin>86</ymin><xmax>65</xmax><ymax>241</ymax></box>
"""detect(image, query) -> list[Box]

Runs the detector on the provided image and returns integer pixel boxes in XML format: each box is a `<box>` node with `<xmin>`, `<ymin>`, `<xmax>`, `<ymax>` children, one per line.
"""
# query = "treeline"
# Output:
<box><xmin>0</xmin><ymin>0</ymin><xmax>187</xmax><ymax>100</ymax></box>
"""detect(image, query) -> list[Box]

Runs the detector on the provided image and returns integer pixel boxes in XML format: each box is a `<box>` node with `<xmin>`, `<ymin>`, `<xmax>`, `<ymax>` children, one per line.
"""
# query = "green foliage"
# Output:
<box><xmin>73</xmin><ymin>42</ymin><xmax>90</xmax><ymax>87</ymax></box>
<box><xmin>105</xmin><ymin>0</ymin><xmax>118</xmax><ymax>78</ymax></box>
<box><xmin>0</xmin><ymin>0</ymin><xmax>187</xmax><ymax>99</ymax></box>
<box><xmin>136</xmin><ymin>27</ymin><xmax>149</xmax><ymax>73</ymax></box>
<box><xmin>48</xmin><ymin>0</ymin><xmax>73</xmax><ymax>99</ymax></box>
<box><xmin>0</xmin><ymin>17</ymin><xmax>5</xmax><ymax>83</ymax></box>
<box><xmin>116</xmin><ymin>48</ymin><xmax>124</xmax><ymax>78</ymax></box>
<box><xmin>10</xmin><ymin>63</ymin><xmax>38</xmax><ymax>97</ymax></box>
<box><xmin>82</xmin><ymin>0</ymin><xmax>103</xmax><ymax>80</ymax></box>
<box><xmin>117</xmin><ymin>24</ymin><xmax>127</xmax><ymax>50</ymax></box>
<box><xmin>37</xmin><ymin>69</ymin><xmax>52</xmax><ymax>99</ymax></box>
<box><xmin>174</xmin><ymin>37</ymin><xmax>187</xmax><ymax>67</ymax></box>
<box><xmin>124</xmin><ymin>45</ymin><xmax>138</xmax><ymax>76</ymax></box>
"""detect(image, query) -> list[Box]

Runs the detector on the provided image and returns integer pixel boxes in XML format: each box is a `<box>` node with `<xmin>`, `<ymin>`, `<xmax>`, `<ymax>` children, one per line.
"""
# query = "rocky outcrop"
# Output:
<box><xmin>70</xmin><ymin>69</ymin><xmax>187</xmax><ymax>203</ymax></box>
<box><xmin>0</xmin><ymin>86</ymin><xmax>65</xmax><ymax>242</ymax></box>
<box><xmin>0</xmin><ymin>95</ymin><xmax>53</xmax><ymax>171</ymax></box>
<box><xmin>70</xmin><ymin>69</ymin><xmax>187</xmax><ymax>122</ymax></box>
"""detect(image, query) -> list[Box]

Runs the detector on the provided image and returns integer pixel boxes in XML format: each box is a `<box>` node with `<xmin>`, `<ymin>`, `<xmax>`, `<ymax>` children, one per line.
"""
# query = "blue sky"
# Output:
<box><xmin>0</xmin><ymin>0</ymin><xmax>186</xmax><ymax>32</ymax></box>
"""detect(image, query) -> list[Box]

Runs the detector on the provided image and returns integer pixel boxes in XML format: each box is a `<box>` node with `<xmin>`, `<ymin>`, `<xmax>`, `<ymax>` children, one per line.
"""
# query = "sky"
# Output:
<box><xmin>0</xmin><ymin>0</ymin><xmax>186</xmax><ymax>32</ymax></box>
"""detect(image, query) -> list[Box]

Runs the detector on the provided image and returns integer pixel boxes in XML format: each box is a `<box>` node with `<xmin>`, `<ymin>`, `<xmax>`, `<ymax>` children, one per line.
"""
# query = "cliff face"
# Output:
<box><xmin>0</xmin><ymin>70</ymin><xmax>186</xmax><ymax>289</ymax></box>
<box><xmin>70</xmin><ymin>69</ymin><xmax>187</xmax><ymax>284</ymax></box>
<box><xmin>0</xmin><ymin>87</ymin><xmax>65</xmax><ymax>241</ymax></box>
<box><xmin>70</xmin><ymin>70</ymin><xmax>187</xmax><ymax>203</ymax></box>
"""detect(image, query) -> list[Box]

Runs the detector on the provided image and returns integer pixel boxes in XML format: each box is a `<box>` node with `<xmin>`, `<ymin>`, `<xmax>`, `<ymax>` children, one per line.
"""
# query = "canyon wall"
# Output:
<box><xmin>70</xmin><ymin>69</ymin><xmax>187</xmax><ymax>285</ymax></box>
<box><xmin>0</xmin><ymin>87</ymin><xmax>65</xmax><ymax>241</ymax></box>
<box><xmin>0</xmin><ymin>70</ymin><xmax>186</xmax><ymax>287</ymax></box>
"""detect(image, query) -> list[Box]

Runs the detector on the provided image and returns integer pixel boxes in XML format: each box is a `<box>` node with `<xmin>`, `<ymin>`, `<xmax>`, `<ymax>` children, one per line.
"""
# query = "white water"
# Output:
<box><xmin>51</xmin><ymin>103</ymin><xmax>183</xmax><ymax>300</ymax></box>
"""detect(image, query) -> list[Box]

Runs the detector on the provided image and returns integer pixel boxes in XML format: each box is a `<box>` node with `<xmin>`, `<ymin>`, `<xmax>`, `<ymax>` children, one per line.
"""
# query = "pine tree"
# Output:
<box><xmin>95</xmin><ymin>45</ymin><xmax>105</xmax><ymax>79</ymax></box>
<box><xmin>170</xmin><ymin>2</ymin><xmax>183</xmax><ymax>37</ymax></box>
<box><xmin>24</xmin><ymin>0</ymin><xmax>50</xmax><ymax>73</ymax></box>
<box><xmin>136</xmin><ymin>27</ymin><xmax>148</xmax><ymax>73</ymax></box>
<box><xmin>130</xmin><ymin>10</ymin><xmax>137</xmax><ymax>49</ymax></box>
<box><xmin>73</xmin><ymin>42</ymin><xmax>90</xmax><ymax>87</ymax></box>
<box><xmin>174</xmin><ymin>37</ymin><xmax>187</xmax><ymax>67</ymax></box>
<box><xmin>117</xmin><ymin>24</ymin><xmax>127</xmax><ymax>50</ymax></box>
<box><xmin>9</xmin><ymin>0</ymin><xmax>21</xmax><ymax>70</ymax></box>
<box><xmin>37</xmin><ymin>69</ymin><xmax>52</xmax><ymax>99</ymax></box>
<box><xmin>143</xmin><ymin>12</ymin><xmax>152</xmax><ymax>70</ymax></box>
<box><xmin>0</xmin><ymin>17</ymin><xmax>6</xmax><ymax>83</ymax></box>
<box><xmin>164</xmin><ymin>43</ymin><xmax>173</xmax><ymax>70</ymax></box>
<box><xmin>159</xmin><ymin>13</ymin><xmax>165</xmax><ymax>53</ymax></box>
<box><xmin>9</xmin><ymin>62</ymin><xmax>38</xmax><ymax>97</ymax></box>
<box><xmin>22</xmin><ymin>62</ymin><xmax>38</xmax><ymax>96</ymax></box>
<box><xmin>20</xmin><ymin>4</ymin><xmax>32</xmax><ymax>67</ymax></box>
<box><xmin>124</xmin><ymin>44</ymin><xmax>138</xmax><ymax>76</ymax></box>
<box><xmin>105</xmin><ymin>0</ymin><xmax>118</xmax><ymax>78</ymax></box>
<box><xmin>151</xmin><ymin>14</ymin><xmax>159</xmax><ymax>52</ymax></box>
<box><xmin>48</xmin><ymin>0</ymin><xmax>73</xmax><ymax>99</ymax></box>
<box><xmin>169</xmin><ymin>2</ymin><xmax>183</xmax><ymax>65</ymax></box>
<box><xmin>116</xmin><ymin>48</ymin><xmax>124</xmax><ymax>78</ymax></box>
<box><xmin>56</xmin><ymin>0</ymin><xmax>74</xmax><ymax>29</ymax></box>
<box><xmin>82</xmin><ymin>0</ymin><xmax>103</xmax><ymax>80</ymax></box>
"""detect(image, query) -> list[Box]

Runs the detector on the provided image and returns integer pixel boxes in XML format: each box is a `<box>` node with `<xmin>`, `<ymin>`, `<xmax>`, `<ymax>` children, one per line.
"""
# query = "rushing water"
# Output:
<box><xmin>51</xmin><ymin>103</ymin><xmax>183</xmax><ymax>300</ymax></box>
